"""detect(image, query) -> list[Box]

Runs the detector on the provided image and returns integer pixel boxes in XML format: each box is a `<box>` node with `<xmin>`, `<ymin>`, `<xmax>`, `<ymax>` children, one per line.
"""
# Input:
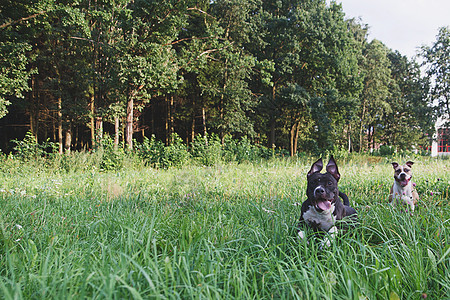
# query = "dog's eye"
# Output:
<box><xmin>404</xmin><ymin>168</ymin><xmax>409</xmax><ymax>172</ymax></box>
<box><xmin>395</xmin><ymin>170</ymin><xmax>401</xmax><ymax>173</ymax></box>
<box><xmin>327</xmin><ymin>181</ymin><xmax>332</xmax><ymax>186</ymax></box>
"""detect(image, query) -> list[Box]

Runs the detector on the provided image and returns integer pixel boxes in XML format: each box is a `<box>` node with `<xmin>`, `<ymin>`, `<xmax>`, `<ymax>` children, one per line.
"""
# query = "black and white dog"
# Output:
<box><xmin>298</xmin><ymin>156</ymin><xmax>357</xmax><ymax>248</ymax></box>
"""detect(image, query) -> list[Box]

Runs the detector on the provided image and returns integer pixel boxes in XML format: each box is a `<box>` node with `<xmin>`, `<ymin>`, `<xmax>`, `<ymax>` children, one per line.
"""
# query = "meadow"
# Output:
<box><xmin>0</xmin><ymin>155</ymin><xmax>449</xmax><ymax>299</ymax></box>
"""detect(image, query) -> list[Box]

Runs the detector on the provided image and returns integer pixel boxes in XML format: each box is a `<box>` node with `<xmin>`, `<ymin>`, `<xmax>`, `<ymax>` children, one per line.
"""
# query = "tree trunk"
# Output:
<box><xmin>125</xmin><ymin>95</ymin><xmax>134</xmax><ymax>149</ymax></box>
<box><xmin>294</xmin><ymin>121</ymin><xmax>300</xmax><ymax>155</ymax></box>
<box><xmin>348</xmin><ymin>123</ymin><xmax>352</xmax><ymax>152</ymax></box>
<box><xmin>114</xmin><ymin>115</ymin><xmax>119</xmax><ymax>149</ymax></box>
<box><xmin>289</xmin><ymin>122</ymin><xmax>296</xmax><ymax>157</ymax></box>
<box><xmin>170</xmin><ymin>95</ymin><xmax>174</xmax><ymax>143</ymax></box>
<box><xmin>151</xmin><ymin>103</ymin><xmax>155</xmax><ymax>135</ymax></box>
<box><xmin>95</xmin><ymin>116</ymin><xmax>103</xmax><ymax>149</ymax></box>
<box><xmin>269</xmin><ymin>84</ymin><xmax>277</xmax><ymax>148</ymax></box>
<box><xmin>202</xmin><ymin>106</ymin><xmax>207</xmax><ymax>136</ymax></box>
<box><xmin>359</xmin><ymin>100</ymin><xmax>366</xmax><ymax>152</ymax></box>
<box><xmin>90</xmin><ymin>94</ymin><xmax>95</xmax><ymax>148</ymax></box>
<box><xmin>372</xmin><ymin>126</ymin><xmax>376</xmax><ymax>151</ymax></box>
<box><xmin>191</xmin><ymin>95</ymin><xmax>196</xmax><ymax>144</ymax></box>
<box><xmin>269</xmin><ymin>119</ymin><xmax>276</xmax><ymax>149</ymax></box>
<box><xmin>64</xmin><ymin>121</ymin><xmax>72</xmax><ymax>154</ymax></box>
<box><xmin>74</xmin><ymin>126</ymin><xmax>79</xmax><ymax>150</ymax></box>
<box><xmin>58</xmin><ymin>96</ymin><xmax>63</xmax><ymax>154</ymax></box>
<box><xmin>29</xmin><ymin>75</ymin><xmax>39</xmax><ymax>140</ymax></box>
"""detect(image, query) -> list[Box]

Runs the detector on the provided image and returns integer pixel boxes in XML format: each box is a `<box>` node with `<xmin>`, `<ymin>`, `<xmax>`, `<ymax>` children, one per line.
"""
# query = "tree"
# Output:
<box><xmin>119</xmin><ymin>0</ymin><xmax>188</xmax><ymax>149</ymax></box>
<box><xmin>250</xmin><ymin>0</ymin><xmax>362</xmax><ymax>154</ymax></box>
<box><xmin>421</xmin><ymin>26</ymin><xmax>450</xmax><ymax>120</ymax></box>
<box><xmin>0</xmin><ymin>0</ymin><xmax>39</xmax><ymax>119</ymax></box>
<box><xmin>381</xmin><ymin>51</ymin><xmax>433</xmax><ymax>150</ymax></box>
<box><xmin>355</xmin><ymin>39</ymin><xmax>392</xmax><ymax>152</ymax></box>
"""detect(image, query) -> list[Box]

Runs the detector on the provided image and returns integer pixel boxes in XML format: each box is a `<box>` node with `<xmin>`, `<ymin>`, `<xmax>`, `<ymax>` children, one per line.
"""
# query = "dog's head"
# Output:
<box><xmin>392</xmin><ymin>161</ymin><xmax>414</xmax><ymax>187</ymax></box>
<box><xmin>306</xmin><ymin>156</ymin><xmax>340</xmax><ymax>212</ymax></box>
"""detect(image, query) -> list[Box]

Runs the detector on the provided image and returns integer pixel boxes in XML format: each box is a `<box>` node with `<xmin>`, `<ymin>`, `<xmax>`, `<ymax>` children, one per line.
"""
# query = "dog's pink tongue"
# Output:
<box><xmin>317</xmin><ymin>201</ymin><xmax>331</xmax><ymax>211</ymax></box>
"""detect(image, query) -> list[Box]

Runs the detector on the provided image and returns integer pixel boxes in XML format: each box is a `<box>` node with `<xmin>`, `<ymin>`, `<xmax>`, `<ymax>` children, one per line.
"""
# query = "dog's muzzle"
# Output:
<box><xmin>314</xmin><ymin>186</ymin><xmax>333</xmax><ymax>211</ymax></box>
<box><xmin>397</xmin><ymin>173</ymin><xmax>411</xmax><ymax>187</ymax></box>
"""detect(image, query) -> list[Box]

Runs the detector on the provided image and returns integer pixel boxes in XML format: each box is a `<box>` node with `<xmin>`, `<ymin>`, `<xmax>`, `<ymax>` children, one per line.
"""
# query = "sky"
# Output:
<box><xmin>330</xmin><ymin>0</ymin><xmax>450</xmax><ymax>59</ymax></box>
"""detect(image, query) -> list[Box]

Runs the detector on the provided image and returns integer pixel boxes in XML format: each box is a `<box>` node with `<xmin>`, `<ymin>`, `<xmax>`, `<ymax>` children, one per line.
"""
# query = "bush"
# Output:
<box><xmin>161</xmin><ymin>133</ymin><xmax>190</xmax><ymax>168</ymax></box>
<box><xmin>135</xmin><ymin>135</ymin><xmax>165</xmax><ymax>167</ymax></box>
<box><xmin>11</xmin><ymin>131</ymin><xmax>58</xmax><ymax>161</ymax></box>
<box><xmin>374</xmin><ymin>145</ymin><xmax>396</xmax><ymax>157</ymax></box>
<box><xmin>135</xmin><ymin>134</ymin><xmax>190</xmax><ymax>168</ymax></box>
<box><xmin>98</xmin><ymin>135</ymin><xmax>125</xmax><ymax>171</ymax></box>
<box><xmin>222</xmin><ymin>135</ymin><xmax>267</xmax><ymax>163</ymax></box>
<box><xmin>190</xmin><ymin>133</ymin><xmax>222</xmax><ymax>166</ymax></box>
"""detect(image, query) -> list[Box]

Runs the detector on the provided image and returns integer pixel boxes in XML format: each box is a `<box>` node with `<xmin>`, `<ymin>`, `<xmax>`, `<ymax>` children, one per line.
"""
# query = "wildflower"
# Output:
<box><xmin>430</xmin><ymin>192</ymin><xmax>434</xmax><ymax>196</ymax></box>
<box><xmin>15</xmin><ymin>224</ymin><xmax>23</xmax><ymax>229</ymax></box>
<box><xmin>262</xmin><ymin>208</ymin><xmax>275</xmax><ymax>214</ymax></box>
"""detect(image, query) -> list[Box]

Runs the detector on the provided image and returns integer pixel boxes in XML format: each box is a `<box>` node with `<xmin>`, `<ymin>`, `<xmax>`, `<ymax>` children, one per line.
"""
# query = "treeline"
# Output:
<box><xmin>0</xmin><ymin>0</ymin><xmax>438</xmax><ymax>155</ymax></box>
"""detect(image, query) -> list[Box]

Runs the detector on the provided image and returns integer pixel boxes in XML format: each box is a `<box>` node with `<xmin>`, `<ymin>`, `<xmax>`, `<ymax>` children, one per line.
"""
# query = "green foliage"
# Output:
<box><xmin>161</xmin><ymin>133</ymin><xmax>191</xmax><ymax>168</ymax></box>
<box><xmin>136</xmin><ymin>134</ymin><xmax>190</xmax><ymax>169</ymax></box>
<box><xmin>421</xmin><ymin>26</ymin><xmax>450</xmax><ymax>118</ymax></box>
<box><xmin>0</xmin><ymin>0</ymin><xmax>438</xmax><ymax>157</ymax></box>
<box><xmin>0</xmin><ymin>41</ymin><xmax>35</xmax><ymax>118</ymax></box>
<box><xmin>373</xmin><ymin>145</ymin><xmax>396</xmax><ymax>157</ymax></box>
<box><xmin>222</xmin><ymin>135</ymin><xmax>276</xmax><ymax>163</ymax></box>
<box><xmin>98</xmin><ymin>135</ymin><xmax>125</xmax><ymax>171</ymax></box>
<box><xmin>135</xmin><ymin>135</ymin><xmax>166</xmax><ymax>167</ymax></box>
<box><xmin>11</xmin><ymin>131</ymin><xmax>58</xmax><ymax>161</ymax></box>
<box><xmin>190</xmin><ymin>133</ymin><xmax>222</xmax><ymax>166</ymax></box>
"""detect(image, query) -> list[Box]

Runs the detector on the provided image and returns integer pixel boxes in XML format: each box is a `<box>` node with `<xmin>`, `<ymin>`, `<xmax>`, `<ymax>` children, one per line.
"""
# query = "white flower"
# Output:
<box><xmin>15</xmin><ymin>224</ymin><xmax>23</xmax><ymax>230</ymax></box>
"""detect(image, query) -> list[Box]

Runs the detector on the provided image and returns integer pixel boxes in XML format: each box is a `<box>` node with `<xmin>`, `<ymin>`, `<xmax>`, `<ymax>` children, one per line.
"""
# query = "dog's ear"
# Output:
<box><xmin>392</xmin><ymin>162</ymin><xmax>399</xmax><ymax>169</ymax></box>
<box><xmin>326</xmin><ymin>156</ymin><xmax>340</xmax><ymax>181</ymax></box>
<box><xmin>307</xmin><ymin>158</ymin><xmax>323</xmax><ymax>177</ymax></box>
<box><xmin>405</xmin><ymin>161</ymin><xmax>414</xmax><ymax>168</ymax></box>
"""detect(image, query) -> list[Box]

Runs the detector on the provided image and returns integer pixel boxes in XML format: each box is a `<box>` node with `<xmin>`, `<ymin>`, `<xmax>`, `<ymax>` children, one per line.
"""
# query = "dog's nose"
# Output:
<box><xmin>315</xmin><ymin>187</ymin><xmax>325</xmax><ymax>196</ymax></box>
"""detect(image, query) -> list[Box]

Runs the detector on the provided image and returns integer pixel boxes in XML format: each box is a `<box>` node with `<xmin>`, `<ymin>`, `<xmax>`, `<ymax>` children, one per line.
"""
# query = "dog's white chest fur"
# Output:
<box><xmin>392</xmin><ymin>182</ymin><xmax>414</xmax><ymax>209</ymax></box>
<box><xmin>302</xmin><ymin>204</ymin><xmax>336</xmax><ymax>231</ymax></box>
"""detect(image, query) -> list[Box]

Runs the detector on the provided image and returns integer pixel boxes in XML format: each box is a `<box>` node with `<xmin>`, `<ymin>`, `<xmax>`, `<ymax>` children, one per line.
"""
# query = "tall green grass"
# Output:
<box><xmin>0</xmin><ymin>156</ymin><xmax>449</xmax><ymax>299</ymax></box>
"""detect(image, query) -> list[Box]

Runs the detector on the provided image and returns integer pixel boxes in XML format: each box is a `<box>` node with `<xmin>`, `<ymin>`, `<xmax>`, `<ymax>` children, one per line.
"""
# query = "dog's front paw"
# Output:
<box><xmin>319</xmin><ymin>237</ymin><xmax>332</xmax><ymax>250</ymax></box>
<box><xmin>297</xmin><ymin>230</ymin><xmax>309</xmax><ymax>244</ymax></box>
<box><xmin>319</xmin><ymin>226</ymin><xmax>338</xmax><ymax>250</ymax></box>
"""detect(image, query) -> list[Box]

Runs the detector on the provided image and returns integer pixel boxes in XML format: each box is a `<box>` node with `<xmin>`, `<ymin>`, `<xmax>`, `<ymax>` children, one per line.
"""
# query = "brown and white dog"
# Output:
<box><xmin>389</xmin><ymin>161</ymin><xmax>419</xmax><ymax>212</ymax></box>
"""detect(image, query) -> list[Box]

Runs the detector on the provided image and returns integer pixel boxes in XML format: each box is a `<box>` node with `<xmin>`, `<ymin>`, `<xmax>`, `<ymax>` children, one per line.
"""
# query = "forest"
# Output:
<box><xmin>1</xmin><ymin>0</ymin><xmax>449</xmax><ymax>156</ymax></box>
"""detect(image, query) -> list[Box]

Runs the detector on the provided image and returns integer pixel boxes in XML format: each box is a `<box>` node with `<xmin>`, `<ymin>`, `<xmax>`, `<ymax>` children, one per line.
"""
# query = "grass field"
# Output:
<box><xmin>0</xmin><ymin>156</ymin><xmax>449</xmax><ymax>299</ymax></box>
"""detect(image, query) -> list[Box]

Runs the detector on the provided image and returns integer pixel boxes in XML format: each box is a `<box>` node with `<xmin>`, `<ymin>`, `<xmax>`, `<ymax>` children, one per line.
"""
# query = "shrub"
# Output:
<box><xmin>375</xmin><ymin>145</ymin><xmax>396</xmax><ymax>157</ymax></box>
<box><xmin>11</xmin><ymin>131</ymin><xmax>58</xmax><ymax>161</ymax></box>
<box><xmin>135</xmin><ymin>134</ymin><xmax>190</xmax><ymax>168</ymax></box>
<box><xmin>135</xmin><ymin>135</ymin><xmax>165</xmax><ymax>167</ymax></box>
<box><xmin>190</xmin><ymin>133</ymin><xmax>222</xmax><ymax>166</ymax></box>
<box><xmin>98</xmin><ymin>135</ymin><xmax>125</xmax><ymax>171</ymax></box>
<box><xmin>161</xmin><ymin>133</ymin><xmax>190</xmax><ymax>168</ymax></box>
